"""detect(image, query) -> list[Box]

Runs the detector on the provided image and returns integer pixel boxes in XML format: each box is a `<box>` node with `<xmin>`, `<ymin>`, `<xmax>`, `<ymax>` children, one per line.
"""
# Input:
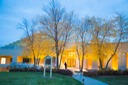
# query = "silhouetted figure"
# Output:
<box><xmin>64</xmin><ymin>62</ymin><xmax>67</xmax><ymax>70</ymax></box>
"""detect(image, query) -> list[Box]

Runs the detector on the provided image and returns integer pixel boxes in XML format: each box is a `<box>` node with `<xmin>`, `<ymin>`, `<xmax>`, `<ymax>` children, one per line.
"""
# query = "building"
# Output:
<box><xmin>0</xmin><ymin>40</ymin><xmax>128</xmax><ymax>71</ymax></box>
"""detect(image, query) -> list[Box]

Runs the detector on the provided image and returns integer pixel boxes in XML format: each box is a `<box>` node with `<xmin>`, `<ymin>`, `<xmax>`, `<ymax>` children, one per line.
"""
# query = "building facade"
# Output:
<box><xmin>0</xmin><ymin>41</ymin><xmax>128</xmax><ymax>71</ymax></box>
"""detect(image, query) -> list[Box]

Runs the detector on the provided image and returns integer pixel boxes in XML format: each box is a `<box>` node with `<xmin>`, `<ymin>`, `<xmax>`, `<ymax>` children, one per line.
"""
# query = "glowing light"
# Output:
<box><xmin>111</xmin><ymin>54</ymin><xmax>118</xmax><ymax>70</ymax></box>
<box><xmin>126</xmin><ymin>53</ymin><xmax>128</xmax><ymax>69</ymax></box>
<box><xmin>86</xmin><ymin>59</ymin><xmax>92</xmax><ymax>69</ymax></box>
<box><xmin>1</xmin><ymin>58</ymin><xmax>6</xmax><ymax>64</ymax></box>
<box><xmin>17</xmin><ymin>56</ymin><xmax>23</xmax><ymax>63</ymax></box>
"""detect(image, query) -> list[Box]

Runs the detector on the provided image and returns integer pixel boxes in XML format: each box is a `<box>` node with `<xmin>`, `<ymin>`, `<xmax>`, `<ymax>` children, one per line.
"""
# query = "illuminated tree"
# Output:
<box><xmin>75</xmin><ymin>16</ymin><xmax>92</xmax><ymax>72</ymax></box>
<box><xmin>40</xmin><ymin>0</ymin><xmax>74</xmax><ymax>69</ymax></box>
<box><xmin>90</xmin><ymin>13</ymin><xmax>128</xmax><ymax>70</ymax></box>
<box><xmin>58</xmin><ymin>12</ymin><xmax>76</xmax><ymax>68</ymax></box>
<box><xmin>105</xmin><ymin>13</ymin><xmax>128</xmax><ymax>70</ymax></box>
<box><xmin>90</xmin><ymin>17</ymin><xmax>115</xmax><ymax>70</ymax></box>
<box><xmin>18</xmin><ymin>18</ymin><xmax>53</xmax><ymax>66</ymax></box>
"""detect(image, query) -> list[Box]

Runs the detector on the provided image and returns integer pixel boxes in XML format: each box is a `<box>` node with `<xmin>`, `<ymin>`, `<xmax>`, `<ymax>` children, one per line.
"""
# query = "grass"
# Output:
<box><xmin>0</xmin><ymin>72</ymin><xmax>82</xmax><ymax>85</ymax></box>
<box><xmin>94</xmin><ymin>76</ymin><xmax>128</xmax><ymax>85</ymax></box>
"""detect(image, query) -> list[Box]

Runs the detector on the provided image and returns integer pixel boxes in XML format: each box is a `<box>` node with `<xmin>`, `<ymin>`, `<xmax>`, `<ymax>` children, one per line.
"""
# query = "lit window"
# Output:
<box><xmin>1</xmin><ymin>58</ymin><xmax>6</xmax><ymax>64</ymax></box>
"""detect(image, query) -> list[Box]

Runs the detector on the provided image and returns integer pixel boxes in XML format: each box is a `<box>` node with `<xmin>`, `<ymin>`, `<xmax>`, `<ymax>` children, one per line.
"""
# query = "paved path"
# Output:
<box><xmin>73</xmin><ymin>73</ymin><xmax>108</xmax><ymax>85</ymax></box>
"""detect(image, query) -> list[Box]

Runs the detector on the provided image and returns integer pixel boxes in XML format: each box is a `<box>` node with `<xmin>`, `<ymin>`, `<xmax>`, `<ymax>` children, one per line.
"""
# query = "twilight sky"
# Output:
<box><xmin>0</xmin><ymin>0</ymin><xmax>128</xmax><ymax>47</ymax></box>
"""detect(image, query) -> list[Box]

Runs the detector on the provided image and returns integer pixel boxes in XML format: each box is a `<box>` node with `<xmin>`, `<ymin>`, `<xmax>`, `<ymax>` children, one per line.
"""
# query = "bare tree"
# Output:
<box><xmin>90</xmin><ymin>17</ymin><xmax>115</xmax><ymax>70</ymax></box>
<box><xmin>90</xmin><ymin>13</ymin><xmax>128</xmax><ymax>70</ymax></box>
<box><xmin>105</xmin><ymin>13</ymin><xmax>128</xmax><ymax>70</ymax></box>
<box><xmin>40</xmin><ymin>0</ymin><xmax>74</xmax><ymax>69</ymax></box>
<box><xmin>58</xmin><ymin>12</ymin><xmax>76</xmax><ymax>68</ymax></box>
<box><xmin>18</xmin><ymin>18</ymin><xmax>43</xmax><ymax>66</ymax></box>
<box><xmin>75</xmin><ymin>16</ymin><xmax>92</xmax><ymax>72</ymax></box>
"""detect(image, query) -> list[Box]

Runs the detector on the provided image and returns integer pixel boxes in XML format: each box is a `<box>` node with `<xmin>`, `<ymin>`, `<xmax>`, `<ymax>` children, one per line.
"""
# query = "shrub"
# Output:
<box><xmin>83</xmin><ymin>71</ymin><xmax>98</xmax><ymax>77</ymax></box>
<box><xmin>97</xmin><ymin>70</ymin><xmax>104</xmax><ymax>76</ymax></box>
<box><xmin>54</xmin><ymin>69</ymin><xmax>73</xmax><ymax>76</ymax></box>
<box><xmin>83</xmin><ymin>69</ymin><xmax>128</xmax><ymax>77</ymax></box>
<box><xmin>9</xmin><ymin>65</ymin><xmax>43</xmax><ymax>72</ymax></box>
<box><xmin>9</xmin><ymin>68</ymin><xmax>21</xmax><ymax>72</ymax></box>
<box><xmin>97</xmin><ymin>69</ymin><xmax>120</xmax><ymax>76</ymax></box>
<box><xmin>27</xmin><ymin>67</ymin><xmax>38</xmax><ymax>72</ymax></box>
<box><xmin>123</xmin><ymin>70</ymin><xmax>128</xmax><ymax>75</ymax></box>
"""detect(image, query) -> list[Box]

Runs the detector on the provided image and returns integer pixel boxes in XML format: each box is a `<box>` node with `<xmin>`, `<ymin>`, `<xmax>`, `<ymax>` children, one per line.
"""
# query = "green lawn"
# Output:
<box><xmin>0</xmin><ymin>72</ymin><xmax>82</xmax><ymax>85</ymax></box>
<box><xmin>94</xmin><ymin>76</ymin><xmax>128</xmax><ymax>85</ymax></box>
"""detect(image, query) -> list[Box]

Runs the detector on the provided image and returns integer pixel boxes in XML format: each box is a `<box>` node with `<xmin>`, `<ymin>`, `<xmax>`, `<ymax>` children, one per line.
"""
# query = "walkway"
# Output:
<box><xmin>73</xmin><ymin>73</ymin><xmax>108</xmax><ymax>85</ymax></box>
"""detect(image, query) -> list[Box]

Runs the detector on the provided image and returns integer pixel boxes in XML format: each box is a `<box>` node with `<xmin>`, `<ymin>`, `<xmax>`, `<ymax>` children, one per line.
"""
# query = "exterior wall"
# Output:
<box><xmin>16</xmin><ymin>56</ymin><xmax>55</xmax><ymax>67</ymax></box>
<box><xmin>0</xmin><ymin>56</ymin><xmax>12</xmax><ymax>64</ymax></box>
<box><xmin>0</xmin><ymin>57</ymin><xmax>2</xmax><ymax>64</ymax></box>
<box><xmin>118</xmin><ymin>53</ymin><xmax>126</xmax><ymax>70</ymax></box>
<box><xmin>86</xmin><ymin>58</ymin><xmax>92</xmax><ymax>70</ymax></box>
<box><xmin>111</xmin><ymin>54</ymin><xmax>118</xmax><ymax>70</ymax></box>
<box><xmin>92</xmin><ymin>61</ymin><xmax>98</xmax><ymax>70</ymax></box>
<box><xmin>0</xmin><ymin>48</ymin><xmax>22</xmax><ymax>63</ymax></box>
<box><xmin>39</xmin><ymin>58</ymin><xmax>44</xmax><ymax>65</ymax></box>
<box><xmin>126</xmin><ymin>53</ymin><xmax>128</xmax><ymax>69</ymax></box>
<box><xmin>6</xmin><ymin>57</ymin><xmax>12</xmax><ymax>64</ymax></box>
<box><xmin>75</xmin><ymin>58</ymin><xmax>79</xmax><ymax>69</ymax></box>
<box><xmin>1</xmin><ymin>43</ymin><xmax>128</xmax><ymax>71</ymax></box>
<box><xmin>0</xmin><ymin>48</ymin><xmax>22</xmax><ymax>69</ymax></box>
<box><xmin>57</xmin><ymin>50</ymin><xmax>127</xmax><ymax>71</ymax></box>
<box><xmin>0</xmin><ymin>64</ymin><xmax>10</xmax><ymax>68</ymax></box>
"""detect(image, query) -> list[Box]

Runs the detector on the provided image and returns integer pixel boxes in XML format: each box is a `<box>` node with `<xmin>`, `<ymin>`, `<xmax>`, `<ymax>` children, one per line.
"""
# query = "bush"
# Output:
<box><xmin>83</xmin><ymin>71</ymin><xmax>98</xmax><ymax>77</ymax></box>
<box><xmin>123</xmin><ymin>70</ymin><xmax>128</xmax><ymax>75</ymax></box>
<box><xmin>97</xmin><ymin>70</ymin><xmax>104</xmax><ymax>76</ymax></box>
<box><xmin>9</xmin><ymin>68</ymin><xmax>18</xmax><ymax>72</ymax></box>
<box><xmin>97</xmin><ymin>69</ymin><xmax>121</xmax><ymax>76</ymax></box>
<box><xmin>83</xmin><ymin>69</ymin><xmax>128</xmax><ymax>77</ymax></box>
<box><xmin>9</xmin><ymin>67</ymin><xmax>73</xmax><ymax>76</ymax></box>
<box><xmin>9</xmin><ymin>65</ymin><xmax>43</xmax><ymax>72</ymax></box>
<box><xmin>54</xmin><ymin>69</ymin><xmax>73</xmax><ymax>76</ymax></box>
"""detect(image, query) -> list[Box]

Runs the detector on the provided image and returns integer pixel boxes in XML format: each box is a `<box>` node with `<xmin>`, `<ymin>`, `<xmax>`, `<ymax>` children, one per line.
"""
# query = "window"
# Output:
<box><xmin>67</xmin><ymin>51</ymin><xmax>76</xmax><ymax>67</ymax></box>
<box><xmin>23</xmin><ymin>58</ymin><xmax>30</xmax><ymax>63</ymax></box>
<box><xmin>10</xmin><ymin>58</ymin><xmax>12</xmax><ymax>62</ymax></box>
<box><xmin>1</xmin><ymin>58</ymin><xmax>6</xmax><ymax>64</ymax></box>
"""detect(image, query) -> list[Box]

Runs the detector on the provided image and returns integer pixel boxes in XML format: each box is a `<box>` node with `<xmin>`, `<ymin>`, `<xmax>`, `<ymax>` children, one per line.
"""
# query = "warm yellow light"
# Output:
<box><xmin>126</xmin><ymin>53</ymin><xmax>128</xmax><ymax>69</ymax></box>
<box><xmin>111</xmin><ymin>54</ymin><xmax>118</xmax><ymax>70</ymax></box>
<box><xmin>86</xmin><ymin>59</ymin><xmax>92</xmax><ymax>69</ymax></box>
<box><xmin>17</xmin><ymin>56</ymin><xmax>23</xmax><ymax>63</ymax></box>
<box><xmin>1</xmin><ymin>58</ymin><xmax>6</xmax><ymax>64</ymax></box>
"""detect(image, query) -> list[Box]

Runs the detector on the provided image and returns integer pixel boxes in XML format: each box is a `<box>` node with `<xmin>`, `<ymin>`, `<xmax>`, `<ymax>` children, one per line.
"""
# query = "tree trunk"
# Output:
<box><xmin>59</xmin><ymin>54</ymin><xmax>63</xmax><ymax>69</ymax></box>
<box><xmin>99</xmin><ymin>58</ymin><xmax>103</xmax><ymax>70</ymax></box>
<box><xmin>37</xmin><ymin>58</ymin><xmax>40</xmax><ymax>66</ymax></box>
<box><xmin>81</xmin><ymin>55</ymin><xmax>84</xmax><ymax>72</ymax></box>
<box><xmin>34</xmin><ymin>56</ymin><xmax>36</xmax><ymax>66</ymax></box>
<box><xmin>105</xmin><ymin>56</ymin><xmax>113</xmax><ymax>70</ymax></box>
<box><xmin>105</xmin><ymin>37</ymin><xmax>121</xmax><ymax>70</ymax></box>
<box><xmin>55</xmin><ymin>39</ymin><xmax>59</xmax><ymax>69</ymax></box>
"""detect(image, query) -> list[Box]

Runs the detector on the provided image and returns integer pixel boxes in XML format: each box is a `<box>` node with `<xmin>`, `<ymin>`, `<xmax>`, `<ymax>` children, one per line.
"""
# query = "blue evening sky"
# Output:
<box><xmin>0</xmin><ymin>0</ymin><xmax>128</xmax><ymax>47</ymax></box>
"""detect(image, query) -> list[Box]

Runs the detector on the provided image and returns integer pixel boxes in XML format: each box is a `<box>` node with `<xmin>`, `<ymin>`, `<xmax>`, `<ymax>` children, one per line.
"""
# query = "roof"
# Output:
<box><xmin>0</xmin><ymin>40</ymin><xmax>22</xmax><ymax>49</ymax></box>
<box><xmin>1</xmin><ymin>38</ymin><xmax>128</xmax><ymax>54</ymax></box>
